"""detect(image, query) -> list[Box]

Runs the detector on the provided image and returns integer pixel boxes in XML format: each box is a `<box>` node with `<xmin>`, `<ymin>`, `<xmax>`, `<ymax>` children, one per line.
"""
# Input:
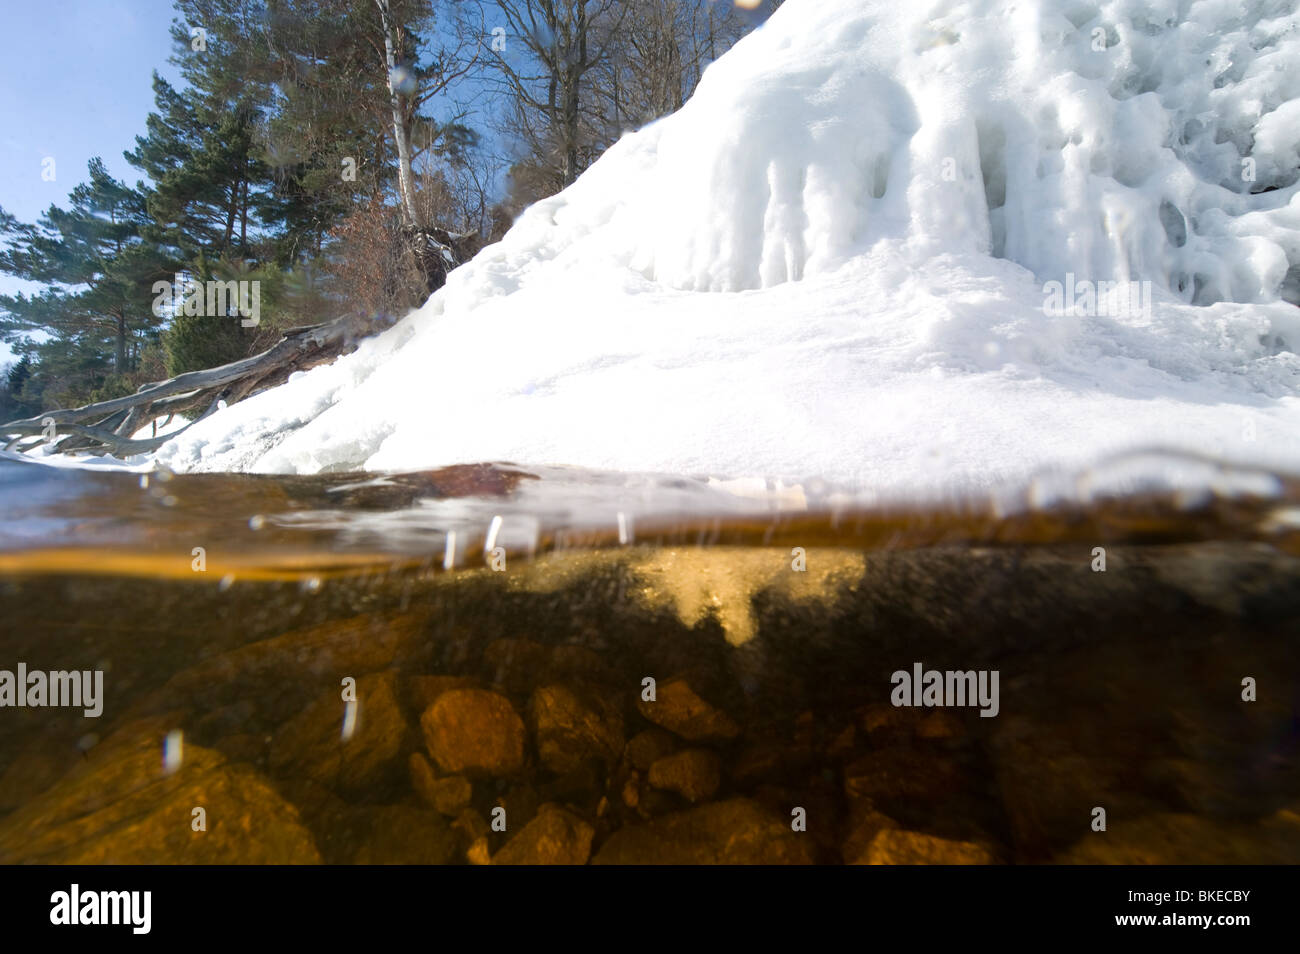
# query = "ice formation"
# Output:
<box><xmin>154</xmin><ymin>0</ymin><xmax>1300</xmax><ymax>494</ymax></box>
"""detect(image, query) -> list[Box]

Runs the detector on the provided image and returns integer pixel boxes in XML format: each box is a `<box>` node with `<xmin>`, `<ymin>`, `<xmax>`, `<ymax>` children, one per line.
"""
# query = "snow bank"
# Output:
<box><xmin>155</xmin><ymin>0</ymin><xmax>1300</xmax><ymax>494</ymax></box>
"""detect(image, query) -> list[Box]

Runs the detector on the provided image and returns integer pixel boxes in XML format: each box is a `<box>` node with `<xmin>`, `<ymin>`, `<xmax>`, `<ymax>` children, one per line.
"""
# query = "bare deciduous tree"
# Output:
<box><xmin>487</xmin><ymin>0</ymin><xmax>628</xmax><ymax>188</ymax></box>
<box><xmin>485</xmin><ymin>0</ymin><xmax>778</xmax><ymax>219</ymax></box>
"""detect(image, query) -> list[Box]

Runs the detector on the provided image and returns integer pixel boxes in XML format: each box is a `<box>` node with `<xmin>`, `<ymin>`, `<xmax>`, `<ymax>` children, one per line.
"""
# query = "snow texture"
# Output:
<box><xmin>155</xmin><ymin>0</ymin><xmax>1300</xmax><ymax>495</ymax></box>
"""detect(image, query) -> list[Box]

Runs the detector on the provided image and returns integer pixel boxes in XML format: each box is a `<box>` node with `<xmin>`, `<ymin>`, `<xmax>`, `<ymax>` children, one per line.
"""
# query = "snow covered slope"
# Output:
<box><xmin>156</xmin><ymin>0</ymin><xmax>1300</xmax><ymax>494</ymax></box>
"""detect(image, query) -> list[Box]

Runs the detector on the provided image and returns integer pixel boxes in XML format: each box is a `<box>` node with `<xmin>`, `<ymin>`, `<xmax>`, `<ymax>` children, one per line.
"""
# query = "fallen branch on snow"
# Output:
<box><xmin>1</xmin><ymin>313</ymin><xmax>376</xmax><ymax>458</ymax></box>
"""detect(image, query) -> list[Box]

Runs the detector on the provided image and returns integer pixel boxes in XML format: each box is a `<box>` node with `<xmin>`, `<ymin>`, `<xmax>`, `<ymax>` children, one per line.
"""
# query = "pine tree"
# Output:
<box><xmin>127</xmin><ymin>74</ymin><xmax>272</xmax><ymax>267</ymax></box>
<box><xmin>125</xmin><ymin>3</ymin><xmax>284</xmax><ymax>375</ymax></box>
<box><xmin>0</xmin><ymin>159</ymin><xmax>166</xmax><ymax>389</ymax></box>
<box><xmin>161</xmin><ymin>253</ymin><xmax>257</xmax><ymax>374</ymax></box>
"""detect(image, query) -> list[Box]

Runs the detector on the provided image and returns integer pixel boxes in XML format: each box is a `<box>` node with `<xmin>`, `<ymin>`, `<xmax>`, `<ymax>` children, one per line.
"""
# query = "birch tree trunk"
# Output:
<box><xmin>375</xmin><ymin>0</ymin><xmax>422</xmax><ymax>230</ymax></box>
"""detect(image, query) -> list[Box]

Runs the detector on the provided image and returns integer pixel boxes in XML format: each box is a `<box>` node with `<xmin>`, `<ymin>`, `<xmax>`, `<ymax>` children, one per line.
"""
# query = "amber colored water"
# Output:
<box><xmin>0</xmin><ymin>456</ymin><xmax>1297</xmax><ymax>864</ymax></box>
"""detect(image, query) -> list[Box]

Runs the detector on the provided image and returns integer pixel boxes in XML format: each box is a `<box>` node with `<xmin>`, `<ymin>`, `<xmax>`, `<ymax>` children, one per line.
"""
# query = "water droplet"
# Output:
<box><xmin>163</xmin><ymin>730</ymin><xmax>183</xmax><ymax>775</ymax></box>
<box><xmin>342</xmin><ymin>700</ymin><xmax>358</xmax><ymax>741</ymax></box>
<box><xmin>485</xmin><ymin>515</ymin><xmax>503</xmax><ymax>553</ymax></box>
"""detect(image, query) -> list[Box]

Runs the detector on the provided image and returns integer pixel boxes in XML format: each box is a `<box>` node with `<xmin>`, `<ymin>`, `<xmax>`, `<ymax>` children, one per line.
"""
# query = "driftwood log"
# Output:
<box><xmin>1</xmin><ymin>313</ymin><xmax>377</xmax><ymax>458</ymax></box>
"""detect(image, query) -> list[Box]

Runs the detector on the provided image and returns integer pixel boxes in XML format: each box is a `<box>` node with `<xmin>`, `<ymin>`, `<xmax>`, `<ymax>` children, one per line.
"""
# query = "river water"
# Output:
<box><xmin>0</xmin><ymin>453</ymin><xmax>1297</xmax><ymax>863</ymax></box>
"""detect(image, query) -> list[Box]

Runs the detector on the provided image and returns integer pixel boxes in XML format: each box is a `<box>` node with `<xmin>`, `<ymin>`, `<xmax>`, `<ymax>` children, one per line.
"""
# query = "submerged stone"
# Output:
<box><xmin>625</xmin><ymin>728</ymin><xmax>677</xmax><ymax>772</ymax></box>
<box><xmin>353</xmin><ymin>804</ymin><xmax>458</xmax><ymax>865</ymax></box>
<box><xmin>636</xmin><ymin>677</ymin><xmax>739</xmax><ymax>743</ymax></box>
<box><xmin>421</xmin><ymin>689</ymin><xmax>525</xmax><ymax>777</ymax></box>
<box><xmin>529</xmin><ymin>684</ymin><xmax>624</xmax><ymax>774</ymax></box>
<box><xmin>493</xmin><ymin>805</ymin><xmax>595</xmax><ymax>865</ymax></box>
<box><xmin>0</xmin><ymin>719</ymin><xmax>320</xmax><ymax>864</ymax></box>
<box><xmin>648</xmin><ymin>748</ymin><xmax>721</xmax><ymax>802</ymax></box>
<box><xmin>269</xmin><ymin>671</ymin><xmax>408</xmax><ymax>797</ymax></box>
<box><xmin>593</xmin><ymin>798</ymin><xmax>814</xmax><ymax>864</ymax></box>
<box><xmin>865</xmin><ymin>829</ymin><xmax>996</xmax><ymax>865</ymax></box>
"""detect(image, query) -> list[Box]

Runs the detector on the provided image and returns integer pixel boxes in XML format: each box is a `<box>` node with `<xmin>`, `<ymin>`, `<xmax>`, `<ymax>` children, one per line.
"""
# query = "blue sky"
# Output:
<box><xmin>0</xmin><ymin>0</ymin><xmax>179</xmax><ymax>227</ymax></box>
<box><xmin>0</xmin><ymin>0</ymin><xmax>180</xmax><ymax>364</ymax></box>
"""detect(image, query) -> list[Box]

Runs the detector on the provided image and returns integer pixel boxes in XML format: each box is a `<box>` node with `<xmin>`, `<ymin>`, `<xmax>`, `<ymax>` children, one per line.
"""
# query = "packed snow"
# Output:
<box><xmin>153</xmin><ymin>0</ymin><xmax>1300</xmax><ymax>496</ymax></box>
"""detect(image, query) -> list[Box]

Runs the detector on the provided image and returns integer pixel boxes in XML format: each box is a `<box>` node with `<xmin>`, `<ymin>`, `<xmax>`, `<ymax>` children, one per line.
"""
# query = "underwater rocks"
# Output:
<box><xmin>409</xmin><ymin>751</ymin><xmax>486</xmax><ymax>821</ymax></box>
<box><xmin>841</xmin><ymin>805</ymin><xmax>901</xmax><ymax>863</ymax></box>
<box><xmin>636</xmin><ymin>677</ymin><xmax>739</xmax><ymax>743</ymax></box>
<box><xmin>625</xmin><ymin>728</ymin><xmax>677</xmax><ymax>771</ymax></box>
<box><xmin>421</xmin><ymin>689</ymin><xmax>526</xmax><ymax>777</ymax></box>
<box><xmin>3</xmin><ymin>540</ymin><xmax>1295</xmax><ymax>865</ymax></box>
<box><xmin>1055</xmin><ymin>810</ymin><xmax>1300</xmax><ymax>865</ymax></box>
<box><xmin>481</xmin><ymin>639</ymin><xmax>554</xmax><ymax>696</ymax></box>
<box><xmin>842</xmin><ymin>746</ymin><xmax>969</xmax><ymax>810</ymax></box>
<box><xmin>493</xmin><ymin>805</ymin><xmax>595</xmax><ymax>865</ymax></box>
<box><xmin>862</xmin><ymin>830</ymin><xmax>996</xmax><ymax>865</ymax></box>
<box><xmin>353</xmin><ymin>804</ymin><xmax>459</xmax><ymax>865</ymax></box>
<box><xmin>594</xmin><ymin>798</ymin><xmax>814</xmax><ymax>864</ymax></box>
<box><xmin>407</xmin><ymin>675</ymin><xmax>480</xmax><ymax>714</ymax></box>
<box><xmin>648</xmin><ymin>749</ymin><xmax>721</xmax><ymax>803</ymax></box>
<box><xmin>0</xmin><ymin>718</ymin><xmax>320</xmax><ymax>863</ymax></box>
<box><xmin>118</xmin><ymin>610</ymin><xmax>435</xmax><ymax>734</ymax></box>
<box><xmin>529</xmin><ymin>684</ymin><xmax>624</xmax><ymax>774</ymax></box>
<box><xmin>270</xmin><ymin>672</ymin><xmax>408</xmax><ymax>797</ymax></box>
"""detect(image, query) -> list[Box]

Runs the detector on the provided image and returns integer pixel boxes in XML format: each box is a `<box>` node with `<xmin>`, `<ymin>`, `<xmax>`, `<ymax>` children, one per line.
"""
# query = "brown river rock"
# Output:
<box><xmin>0</xmin><ymin>719</ymin><xmax>320</xmax><ymax>864</ymax></box>
<box><xmin>430</xmin><ymin>774</ymin><xmax>474</xmax><ymax>815</ymax></box>
<box><xmin>863</xmin><ymin>829</ymin><xmax>996</xmax><ymax>865</ymax></box>
<box><xmin>842</xmin><ymin>805</ymin><xmax>901</xmax><ymax>863</ymax></box>
<box><xmin>593</xmin><ymin>798</ymin><xmax>815</xmax><ymax>864</ymax></box>
<box><xmin>529</xmin><ymin>684</ymin><xmax>624</xmax><ymax>774</ymax></box>
<box><xmin>421</xmin><ymin>689</ymin><xmax>526</xmax><ymax>777</ymax></box>
<box><xmin>648</xmin><ymin>748</ymin><xmax>722</xmax><ymax>802</ymax></box>
<box><xmin>493</xmin><ymin>805</ymin><xmax>595</xmax><ymax>865</ymax></box>
<box><xmin>625</xmin><ymin>728</ymin><xmax>677</xmax><ymax>771</ymax></box>
<box><xmin>352</xmin><ymin>804</ymin><xmax>459</xmax><ymax>865</ymax></box>
<box><xmin>636</xmin><ymin>677</ymin><xmax>740</xmax><ymax>743</ymax></box>
<box><xmin>270</xmin><ymin>671</ymin><xmax>409</xmax><ymax>797</ymax></box>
